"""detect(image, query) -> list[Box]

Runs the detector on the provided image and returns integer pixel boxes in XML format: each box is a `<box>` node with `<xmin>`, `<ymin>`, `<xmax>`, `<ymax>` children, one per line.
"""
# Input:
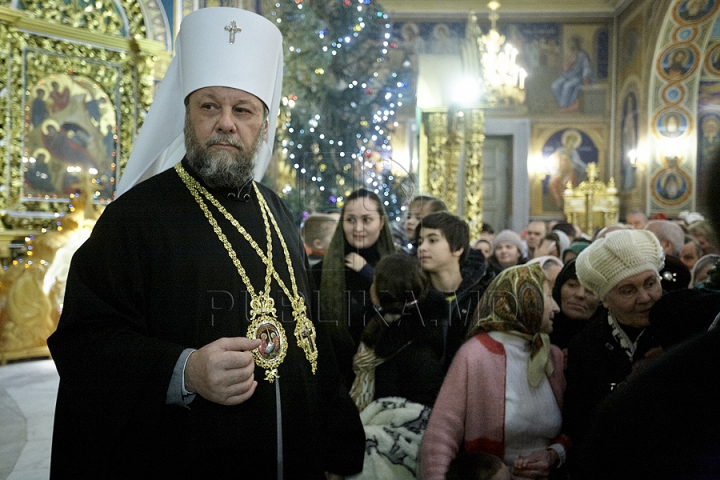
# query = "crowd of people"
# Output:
<box><xmin>297</xmin><ymin>186</ymin><xmax>720</xmax><ymax>479</ymax></box>
<box><xmin>46</xmin><ymin>6</ymin><xmax>720</xmax><ymax>480</ymax></box>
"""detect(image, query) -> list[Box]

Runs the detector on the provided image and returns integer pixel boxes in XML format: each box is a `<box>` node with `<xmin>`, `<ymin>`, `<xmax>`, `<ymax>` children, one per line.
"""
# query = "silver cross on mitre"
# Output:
<box><xmin>224</xmin><ymin>21</ymin><xmax>241</xmax><ymax>44</ymax></box>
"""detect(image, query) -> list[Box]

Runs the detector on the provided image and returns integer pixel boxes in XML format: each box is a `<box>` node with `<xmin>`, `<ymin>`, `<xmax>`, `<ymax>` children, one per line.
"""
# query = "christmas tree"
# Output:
<box><xmin>263</xmin><ymin>0</ymin><xmax>414</xmax><ymax>225</ymax></box>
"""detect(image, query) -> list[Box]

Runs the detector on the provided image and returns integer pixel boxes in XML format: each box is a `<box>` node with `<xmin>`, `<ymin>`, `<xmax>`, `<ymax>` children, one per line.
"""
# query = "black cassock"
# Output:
<box><xmin>48</xmin><ymin>159</ymin><xmax>364</xmax><ymax>479</ymax></box>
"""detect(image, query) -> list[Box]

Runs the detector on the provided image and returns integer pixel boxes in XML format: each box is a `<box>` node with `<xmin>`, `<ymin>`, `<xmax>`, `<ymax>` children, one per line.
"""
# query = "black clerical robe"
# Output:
<box><xmin>48</xmin><ymin>159</ymin><xmax>364</xmax><ymax>479</ymax></box>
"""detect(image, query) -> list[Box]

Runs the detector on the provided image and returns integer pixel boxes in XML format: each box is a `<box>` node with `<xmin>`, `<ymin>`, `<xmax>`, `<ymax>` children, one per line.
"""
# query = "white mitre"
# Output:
<box><xmin>116</xmin><ymin>7</ymin><xmax>283</xmax><ymax>197</ymax></box>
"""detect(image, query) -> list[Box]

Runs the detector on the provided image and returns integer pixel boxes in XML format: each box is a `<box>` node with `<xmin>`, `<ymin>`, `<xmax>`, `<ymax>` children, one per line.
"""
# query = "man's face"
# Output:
<box><xmin>626</xmin><ymin>213</ymin><xmax>647</xmax><ymax>229</ymax></box>
<box><xmin>646</xmin><ymin>223</ymin><xmax>674</xmax><ymax>256</ymax></box>
<box><xmin>417</xmin><ymin>227</ymin><xmax>462</xmax><ymax>273</ymax></box>
<box><xmin>184</xmin><ymin>86</ymin><xmax>267</xmax><ymax>188</ymax></box>
<box><xmin>526</xmin><ymin>221</ymin><xmax>547</xmax><ymax>249</ymax></box>
<box><xmin>603</xmin><ymin>270</ymin><xmax>662</xmax><ymax>328</ymax></box>
<box><xmin>680</xmin><ymin>241</ymin><xmax>700</xmax><ymax>270</ymax></box>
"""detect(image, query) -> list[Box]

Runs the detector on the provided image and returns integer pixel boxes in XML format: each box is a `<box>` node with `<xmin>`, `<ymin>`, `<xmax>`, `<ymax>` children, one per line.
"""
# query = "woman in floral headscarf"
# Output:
<box><xmin>420</xmin><ymin>263</ymin><xmax>570</xmax><ymax>480</ymax></box>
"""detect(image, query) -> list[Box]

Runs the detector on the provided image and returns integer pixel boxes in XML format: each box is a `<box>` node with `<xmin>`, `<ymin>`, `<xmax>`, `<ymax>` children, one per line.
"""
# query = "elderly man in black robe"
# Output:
<box><xmin>47</xmin><ymin>7</ymin><xmax>364</xmax><ymax>479</ymax></box>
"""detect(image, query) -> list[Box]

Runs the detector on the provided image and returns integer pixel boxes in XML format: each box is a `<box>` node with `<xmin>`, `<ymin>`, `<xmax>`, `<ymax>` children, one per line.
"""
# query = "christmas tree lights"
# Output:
<box><xmin>264</xmin><ymin>0</ymin><xmax>413</xmax><ymax>224</ymax></box>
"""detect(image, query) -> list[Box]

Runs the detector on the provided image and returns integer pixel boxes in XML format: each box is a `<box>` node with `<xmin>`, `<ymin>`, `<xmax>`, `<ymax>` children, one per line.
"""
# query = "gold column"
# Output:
<box><xmin>420</xmin><ymin>108</ymin><xmax>485</xmax><ymax>240</ymax></box>
<box><xmin>424</xmin><ymin>111</ymin><xmax>449</xmax><ymax>201</ymax></box>
<box><xmin>464</xmin><ymin>108</ymin><xmax>484</xmax><ymax>241</ymax></box>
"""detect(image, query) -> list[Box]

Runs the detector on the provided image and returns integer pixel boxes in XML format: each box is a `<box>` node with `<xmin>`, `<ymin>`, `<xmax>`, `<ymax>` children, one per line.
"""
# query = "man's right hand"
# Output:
<box><xmin>184</xmin><ymin>337</ymin><xmax>262</xmax><ymax>406</ymax></box>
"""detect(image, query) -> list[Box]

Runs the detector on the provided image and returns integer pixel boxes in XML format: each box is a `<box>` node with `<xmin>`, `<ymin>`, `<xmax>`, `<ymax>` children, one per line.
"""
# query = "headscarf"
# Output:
<box><xmin>116</xmin><ymin>7</ymin><xmax>283</xmax><ymax>196</ymax></box>
<box><xmin>468</xmin><ymin>263</ymin><xmax>552</xmax><ymax>387</ymax></box>
<box><xmin>562</xmin><ymin>241</ymin><xmax>590</xmax><ymax>262</ymax></box>
<box><xmin>552</xmin><ymin>258</ymin><xmax>578</xmax><ymax>305</ymax></box>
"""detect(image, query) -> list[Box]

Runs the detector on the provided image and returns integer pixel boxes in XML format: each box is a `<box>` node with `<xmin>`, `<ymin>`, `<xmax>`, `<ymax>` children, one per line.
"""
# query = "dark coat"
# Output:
<box><xmin>563</xmin><ymin>310</ymin><xmax>660</xmax><ymax>461</ymax></box>
<box><xmin>47</xmin><ymin>160</ymin><xmax>364</xmax><ymax>479</ymax></box>
<box><xmin>579</xmin><ymin>328</ymin><xmax>720</xmax><ymax>479</ymax></box>
<box><xmin>418</xmin><ymin>249</ymin><xmax>495</xmax><ymax>372</ymax></box>
<box><xmin>368</xmin><ymin>306</ymin><xmax>445</xmax><ymax>408</ymax></box>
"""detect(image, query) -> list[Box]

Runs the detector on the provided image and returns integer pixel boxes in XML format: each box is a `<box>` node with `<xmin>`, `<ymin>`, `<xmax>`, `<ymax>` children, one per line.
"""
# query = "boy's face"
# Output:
<box><xmin>417</xmin><ymin>227</ymin><xmax>463</xmax><ymax>273</ymax></box>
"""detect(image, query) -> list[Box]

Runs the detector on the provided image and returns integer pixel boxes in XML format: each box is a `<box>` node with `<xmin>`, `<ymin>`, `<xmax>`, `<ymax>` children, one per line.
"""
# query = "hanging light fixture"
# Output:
<box><xmin>465</xmin><ymin>1</ymin><xmax>527</xmax><ymax>106</ymax></box>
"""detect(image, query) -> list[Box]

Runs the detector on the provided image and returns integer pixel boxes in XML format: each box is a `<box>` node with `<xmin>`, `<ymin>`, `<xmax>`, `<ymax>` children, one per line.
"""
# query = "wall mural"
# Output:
<box><xmin>391</xmin><ymin>20</ymin><xmax>609</xmax><ymax>115</ymax></box>
<box><xmin>620</xmin><ymin>90</ymin><xmax>639</xmax><ymax>192</ymax></box>
<box><xmin>648</xmin><ymin>0</ymin><xmax>720</xmax><ymax>213</ymax></box>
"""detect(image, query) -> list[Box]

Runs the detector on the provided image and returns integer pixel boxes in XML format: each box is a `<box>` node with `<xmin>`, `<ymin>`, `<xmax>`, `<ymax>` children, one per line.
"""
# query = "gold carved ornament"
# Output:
<box><xmin>464</xmin><ymin>109</ymin><xmax>485</xmax><ymax>240</ymax></box>
<box><xmin>0</xmin><ymin>1</ymin><xmax>159</xmax><ymax>225</ymax></box>
<box><xmin>426</xmin><ymin>112</ymin><xmax>448</xmax><ymax>199</ymax></box>
<box><xmin>175</xmin><ymin>163</ymin><xmax>318</xmax><ymax>383</ymax></box>
<box><xmin>563</xmin><ymin>162</ymin><xmax>619</xmax><ymax>236</ymax></box>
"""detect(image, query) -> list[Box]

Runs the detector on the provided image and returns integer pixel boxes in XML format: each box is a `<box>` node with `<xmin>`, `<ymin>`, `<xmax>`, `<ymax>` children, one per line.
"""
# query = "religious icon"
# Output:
<box><xmin>661</xmin><ymin>47</ymin><xmax>694</xmax><ymax>80</ymax></box>
<box><xmin>652</xmin><ymin>168</ymin><xmax>691</xmax><ymax>204</ymax></box>
<box><xmin>256</xmin><ymin>323</ymin><xmax>283</xmax><ymax>360</ymax></box>
<box><xmin>248</xmin><ymin>316</ymin><xmax>288</xmax><ymax>382</ymax></box>
<box><xmin>620</xmin><ymin>92</ymin><xmax>638</xmax><ymax>192</ymax></box>
<box><xmin>551</xmin><ymin>35</ymin><xmax>594</xmax><ymax>112</ymax></box>
<box><xmin>23</xmin><ymin>74</ymin><xmax>118</xmax><ymax>202</ymax></box>
<box><xmin>656</xmin><ymin>110</ymin><xmax>689</xmax><ymax>138</ymax></box>
<box><xmin>676</xmin><ymin>0</ymin><xmax>715</xmax><ymax>22</ymax></box>
<box><xmin>541</xmin><ymin>128</ymin><xmax>599</xmax><ymax>211</ymax></box>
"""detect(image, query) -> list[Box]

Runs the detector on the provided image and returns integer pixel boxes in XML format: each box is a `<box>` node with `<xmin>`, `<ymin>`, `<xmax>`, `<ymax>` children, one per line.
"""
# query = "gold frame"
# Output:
<box><xmin>0</xmin><ymin>4</ymin><xmax>168</xmax><ymax>229</ymax></box>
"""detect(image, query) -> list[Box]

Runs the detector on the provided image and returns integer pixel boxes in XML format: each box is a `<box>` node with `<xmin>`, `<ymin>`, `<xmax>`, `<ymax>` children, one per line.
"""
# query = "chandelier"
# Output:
<box><xmin>463</xmin><ymin>1</ymin><xmax>527</xmax><ymax>106</ymax></box>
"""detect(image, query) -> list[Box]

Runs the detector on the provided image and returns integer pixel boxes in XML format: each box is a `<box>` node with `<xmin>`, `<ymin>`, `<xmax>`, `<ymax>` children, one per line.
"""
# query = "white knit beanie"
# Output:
<box><xmin>575</xmin><ymin>229</ymin><xmax>665</xmax><ymax>300</ymax></box>
<box><xmin>494</xmin><ymin>229</ymin><xmax>524</xmax><ymax>253</ymax></box>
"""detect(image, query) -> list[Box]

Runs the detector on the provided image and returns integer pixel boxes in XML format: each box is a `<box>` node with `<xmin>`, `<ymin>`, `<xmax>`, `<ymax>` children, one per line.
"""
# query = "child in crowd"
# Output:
<box><xmin>300</xmin><ymin>212</ymin><xmax>338</xmax><ymax>267</ymax></box>
<box><xmin>403</xmin><ymin>195</ymin><xmax>447</xmax><ymax>254</ymax></box>
<box><xmin>472</xmin><ymin>238</ymin><xmax>493</xmax><ymax>260</ymax></box>
<box><xmin>348</xmin><ymin>252</ymin><xmax>441</xmax><ymax>480</ymax></box>
<box><xmin>350</xmin><ymin>252</ymin><xmax>442</xmax><ymax>409</ymax></box>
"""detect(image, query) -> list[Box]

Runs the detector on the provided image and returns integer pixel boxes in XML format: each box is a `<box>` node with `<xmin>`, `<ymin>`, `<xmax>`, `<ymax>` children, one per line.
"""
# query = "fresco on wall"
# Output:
<box><xmin>620</xmin><ymin>91</ymin><xmax>639</xmax><ymax>191</ymax></box>
<box><xmin>696</xmin><ymin>15</ymin><xmax>720</xmax><ymax>208</ymax></box>
<box><xmin>655</xmin><ymin>109</ymin><xmax>692</xmax><ymax>138</ymax></box>
<box><xmin>659</xmin><ymin>45</ymin><xmax>699</xmax><ymax>80</ymax></box>
<box><xmin>673</xmin><ymin>0</ymin><xmax>718</xmax><ymax>24</ymax></box>
<box><xmin>540</xmin><ymin>128</ymin><xmax>599</xmax><ymax>211</ymax></box>
<box><xmin>501</xmin><ymin>23</ymin><xmax>609</xmax><ymax>114</ymax></box>
<box><xmin>391</xmin><ymin>20</ymin><xmax>609</xmax><ymax>114</ymax></box>
<box><xmin>551</xmin><ymin>35</ymin><xmax>594</xmax><ymax>112</ymax></box>
<box><xmin>651</xmin><ymin>168</ymin><xmax>692</xmax><ymax>205</ymax></box>
<box><xmin>619</xmin><ymin>15</ymin><xmax>643</xmax><ymax>80</ymax></box>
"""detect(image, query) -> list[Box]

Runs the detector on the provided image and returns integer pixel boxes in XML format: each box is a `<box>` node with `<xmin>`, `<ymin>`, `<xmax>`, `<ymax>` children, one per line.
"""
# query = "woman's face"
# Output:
<box><xmin>603</xmin><ymin>270</ymin><xmax>662</xmax><ymax>328</ymax></box>
<box><xmin>343</xmin><ymin>198</ymin><xmax>384</xmax><ymax>249</ymax></box>
<box><xmin>495</xmin><ymin>242</ymin><xmax>521</xmax><ymax>268</ymax></box>
<box><xmin>560</xmin><ymin>279</ymin><xmax>601</xmax><ymax>321</ymax></box>
<box><xmin>541</xmin><ymin>280</ymin><xmax>560</xmax><ymax>334</ymax></box>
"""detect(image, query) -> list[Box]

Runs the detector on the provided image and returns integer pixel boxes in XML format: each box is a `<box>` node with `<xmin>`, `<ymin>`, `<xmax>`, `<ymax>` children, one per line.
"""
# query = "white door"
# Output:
<box><xmin>480</xmin><ymin>135</ymin><xmax>512</xmax><ymax>234</ymax></box>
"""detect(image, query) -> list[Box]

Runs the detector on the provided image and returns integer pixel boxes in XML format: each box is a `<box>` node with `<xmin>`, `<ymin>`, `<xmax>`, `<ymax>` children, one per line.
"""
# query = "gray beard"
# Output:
<box><xmin>184</xmin><ymin>116</ymin><xmax>263</xmax><ymax>189</ymax></box>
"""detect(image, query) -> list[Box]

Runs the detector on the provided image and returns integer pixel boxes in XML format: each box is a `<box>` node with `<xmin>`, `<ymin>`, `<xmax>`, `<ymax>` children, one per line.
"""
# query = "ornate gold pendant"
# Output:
<box><xmin>292</xmin><ymin>298</ymin><xmax>318</xmax><ymax>374</ymax></box>
<box><xmin>247</xmin><ymin>314</ymin><xmax>288</xmax><ymax>383</ymax></box>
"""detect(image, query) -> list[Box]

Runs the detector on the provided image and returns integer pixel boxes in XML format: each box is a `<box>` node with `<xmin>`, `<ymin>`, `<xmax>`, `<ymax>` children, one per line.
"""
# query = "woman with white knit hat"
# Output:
<box><xmin>561</xmin><ymin>229</ymin><xmax>665</xmax><ymax>474</ymax></box>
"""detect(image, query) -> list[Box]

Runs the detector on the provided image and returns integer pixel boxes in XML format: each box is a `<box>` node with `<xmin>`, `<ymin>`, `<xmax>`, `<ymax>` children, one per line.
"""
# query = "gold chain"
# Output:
<box><xmin>175</xmin><ymin>163</ymin><xmax>318</xmax><ymax>378</ymax></box>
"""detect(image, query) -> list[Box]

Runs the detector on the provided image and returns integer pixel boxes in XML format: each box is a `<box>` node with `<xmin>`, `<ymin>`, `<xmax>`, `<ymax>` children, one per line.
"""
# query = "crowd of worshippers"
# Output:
<box><xmin>302</xmin><ymin>191</ymin><xmax>720</xmax><ymax>479</ymax></box>
<box><xmin>46</xmin><ymin>7</ymin><xmax>720</xmax><ymax>478</ymax></box>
